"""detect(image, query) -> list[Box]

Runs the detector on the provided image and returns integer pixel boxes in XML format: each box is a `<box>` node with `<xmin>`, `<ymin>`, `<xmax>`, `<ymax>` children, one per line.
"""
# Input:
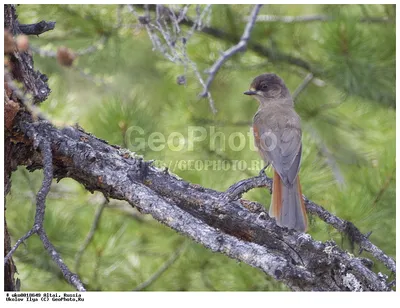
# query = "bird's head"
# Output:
<box><xmin>244</xmin><ymin>73</ymin><xmax>290</xmax><ymax>101</ymax></box>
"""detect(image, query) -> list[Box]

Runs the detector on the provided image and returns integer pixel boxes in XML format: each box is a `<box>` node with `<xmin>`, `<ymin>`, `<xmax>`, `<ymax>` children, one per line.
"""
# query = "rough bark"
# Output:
<box><xmin>4</xmin><ymin>115</ymin><xmax>391</xmax><ymax>291</ymax></box>
<box><xmin>18</xmin><ymin>20</ymin><xmax>56</xmax><ymax>36</ymax></box>
<box><xmin>4</xmin><ymin>5</ymin><xmax>51</xmax><ymax>104</ymax></box>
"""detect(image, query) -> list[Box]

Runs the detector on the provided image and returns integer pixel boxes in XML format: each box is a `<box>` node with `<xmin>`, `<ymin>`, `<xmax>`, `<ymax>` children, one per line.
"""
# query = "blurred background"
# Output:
<box><xmin>6</xmin><ymin>4</ymin><xmax>395</xmax><ymax>291</ymax></box>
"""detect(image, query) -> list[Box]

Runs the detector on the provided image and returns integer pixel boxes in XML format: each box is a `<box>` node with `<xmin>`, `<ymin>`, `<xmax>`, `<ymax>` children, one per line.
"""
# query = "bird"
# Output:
<box><xmin>244</xmin><ymin>73</ymin><xmax>307</xmax><ymax>232</ymax></box>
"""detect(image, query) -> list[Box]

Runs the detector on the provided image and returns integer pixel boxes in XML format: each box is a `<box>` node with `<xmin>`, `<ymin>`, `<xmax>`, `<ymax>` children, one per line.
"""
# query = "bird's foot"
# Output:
<box><xmin>258</xmin><ymin>163</ymin><xmax>270</xmax><ymax>177</ymax></box>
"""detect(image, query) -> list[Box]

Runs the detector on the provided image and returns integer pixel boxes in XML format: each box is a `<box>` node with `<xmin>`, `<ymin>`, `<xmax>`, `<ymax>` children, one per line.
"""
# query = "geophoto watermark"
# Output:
<box><xmin>155</xmin><ymin>159</ymin><xmax>265</xmax><ymax>172</ymax></box>
<box><xmin>124</xmin><ymin>125</ymin><xmax>278</xmax><ymax>172</ymax></box>
<box><xmin>125</xmin><ymin>125</ymin><xmax>278</xmax><ymax>152</ymax></box>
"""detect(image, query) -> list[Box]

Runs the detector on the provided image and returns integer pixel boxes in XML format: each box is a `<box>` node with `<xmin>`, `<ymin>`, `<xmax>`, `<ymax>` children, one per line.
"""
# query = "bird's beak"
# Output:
<box><xmin>244</xmin><ymin>90</ymin><xmax>257</xmax><ymax>96</ymax></box>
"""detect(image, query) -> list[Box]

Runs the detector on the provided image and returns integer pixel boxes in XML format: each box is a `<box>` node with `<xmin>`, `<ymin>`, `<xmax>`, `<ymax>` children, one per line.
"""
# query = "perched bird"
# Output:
<box><xmin>244</xmin><ymin>73</ymin><xmax>307</xmax><ymax>232</ymax></box>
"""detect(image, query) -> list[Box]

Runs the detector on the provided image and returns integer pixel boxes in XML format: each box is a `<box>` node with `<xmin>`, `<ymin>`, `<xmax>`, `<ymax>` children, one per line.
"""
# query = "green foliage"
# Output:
<box><xmin>7</xmin><ymin>4</ymin><xmax>395</xmax><ymax>291</ymax></box>
<box><xmin>320</xmin><ymin>18</ymin><xmax>395</xmax><ymax>106</ymax></box>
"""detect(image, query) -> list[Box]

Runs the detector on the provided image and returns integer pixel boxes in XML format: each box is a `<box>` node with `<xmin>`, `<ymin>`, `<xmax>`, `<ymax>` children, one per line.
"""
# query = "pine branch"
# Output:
<box><xmin>9</xmin><ymin>117</ymin><xmax>393</xmax><ymax>291</ymax></box>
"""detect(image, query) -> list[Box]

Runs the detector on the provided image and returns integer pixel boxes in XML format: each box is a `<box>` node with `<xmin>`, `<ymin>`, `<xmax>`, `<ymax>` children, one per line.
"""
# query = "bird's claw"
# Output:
<box><xmin>259</xmin><ymin>163</ymin><xmax>270</xmax><ymax>177</ymax></box>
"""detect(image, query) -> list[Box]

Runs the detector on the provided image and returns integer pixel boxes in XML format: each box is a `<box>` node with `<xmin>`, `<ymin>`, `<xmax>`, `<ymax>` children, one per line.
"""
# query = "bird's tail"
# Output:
<box><xmin>269</xmin><ymin>170</ymin><xmax>308</xmax><ymax>232</ymax></box>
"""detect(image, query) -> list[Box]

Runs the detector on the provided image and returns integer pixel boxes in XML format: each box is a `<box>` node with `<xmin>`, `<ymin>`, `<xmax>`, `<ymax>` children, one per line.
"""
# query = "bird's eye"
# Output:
<box><xmin>260</xmin><ymin>84</ymin><xmax>268</xmax><ymax>90</ymax></box>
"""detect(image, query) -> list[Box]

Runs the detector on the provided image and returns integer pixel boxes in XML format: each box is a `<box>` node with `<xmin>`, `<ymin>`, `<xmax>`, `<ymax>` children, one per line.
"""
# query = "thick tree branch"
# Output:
<box><xmin>7</xmin><ymin>115</ymin><xmax>393</xmax><ymax>291</ymax></box>
<box><xmin>225</xmin><ymin>174</ymin><xmax>396</xmax><ymax>274</ymax></box>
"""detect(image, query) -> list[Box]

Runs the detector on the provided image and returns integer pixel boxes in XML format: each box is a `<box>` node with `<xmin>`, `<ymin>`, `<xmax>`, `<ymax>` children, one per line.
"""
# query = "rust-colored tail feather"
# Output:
<box><xmin>270</xmin><ymin>170</ymin><xmax>282</xmax><ymax>218</ymax></box>
<box><xmin>269</xmin><ymin>170</ymin><xmax>308</xmax><ymax>232</ymax></box>
<box><xmin>297</xmin><ymin>176</ymin><xmax>308</xmax><ymax>230</ymax></box>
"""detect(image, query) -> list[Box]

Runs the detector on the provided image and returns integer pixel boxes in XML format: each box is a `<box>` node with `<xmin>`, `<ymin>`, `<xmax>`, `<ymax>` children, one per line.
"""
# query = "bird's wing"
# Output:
<box><xmin>253</xmin><ymin>109</ymin><xmax>302</xmax><ymax>186</ymax></box>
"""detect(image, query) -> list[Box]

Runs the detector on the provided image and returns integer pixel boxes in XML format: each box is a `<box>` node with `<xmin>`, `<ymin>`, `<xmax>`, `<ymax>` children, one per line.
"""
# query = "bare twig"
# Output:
<box><xmin>199</xmin><ymin>5</ymin><xmax>262</xmax><ymax>100</ymax></box>
<box><xmin>250</xmin><ymin>14</ymin><xmax>394</xmax><ymax>24</ymax></box>
<box><xmin>224</xmin><ymin>174</ymin><xmax>395</xmax><ymax>274</ymax></box>
<box><xmin>32</xmin><ymin>139</ymin><xmax>52</xmax><ymax>222</ymax></box>
<box><xmin>129</xmin><ymin>4</ymin><xmax>324</xmax><ymax>113</ymax></box>
<box><xmin>127</xmin><ymin>4</ymin><xmax>217</xmax><ymax>113</ymax></box>
<box><xmin>185</xmin><ymin>4</ymin><xmax>212</xmax><ymax>42</ymax></box>
<box><xmin>126</xmin><ymin>4</ymin><xmax>175</xmax><ymax>62</ymax></box>
<box><xmin>292</xmin><ymin>73</ymin><xmax>314</xmax><ymax>101</ymax></box>
<box><xmin>74</xmin><ymin>199</ymin><xmax>108</xmax><ymax>273</ymax></box>
<box><xmin>177</xmin><ymin>4</ymin><xmax>191</xmax><ymax>24</ymax></box>
<box><xmin>4</xmin><ymin>229</ymin><xmax>36</xmax><ymax>266</ymax></box>
<box><xmin>18</xmin><ymin>20</ymin><xmax>56</xmax><ymax>35</ymax></box>
<box><xmin>291</xmin><ymin>68</ymin><xmax>326</xmax><ymax>87</ymax></box>
<box><xmin>3</xmin><ymin>140</ymin><xmax>86</xmax><ymax>291</ymax></box>
<box><xmin>133</xmin><ymin>241</ymin><xmax>188</xmax><ymax>291</ymax></box>
<box><xmin>38</xmin><ymin>229</ymin><xmax>86</xmax><ymax>292</ymax></box>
